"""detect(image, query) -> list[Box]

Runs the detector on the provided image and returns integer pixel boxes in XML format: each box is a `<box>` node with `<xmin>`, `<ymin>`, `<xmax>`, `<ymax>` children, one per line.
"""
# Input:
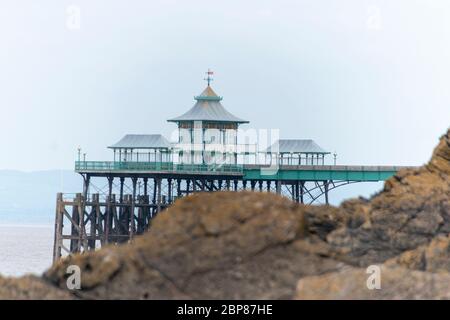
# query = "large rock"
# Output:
<box><xmin>385</xmin><ymin>234</ymin><xmax>450</xmax><ymax>273</ymax></box>
<box><xmin>294</xmin><ymin>129</ymin><xmax>450</xmax><ymax>299</ymax></box>
<box><xmin>295</xmin><ymin>266</ymin><xmax>450</xmax><ymax>299</ymax></box>
<box><xmin>327</xmin><ymin>129</ymin><xmax>450</xmax><ymax>266</ymax></box>
<box><xmin>0</xmin><ymin>276</ymin><xmax>72</xmax><ymax>300</ymax></box>
<box><xmin>43</xmin><ymin>192</ymin><xmax>345</xmax><ymax>299</ymax></box>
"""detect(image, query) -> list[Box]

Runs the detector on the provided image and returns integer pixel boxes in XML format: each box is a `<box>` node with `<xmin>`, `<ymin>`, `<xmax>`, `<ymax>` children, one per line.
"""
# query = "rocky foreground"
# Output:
<box><xmin>1</xmin><ymin>129</ymin><xmax>449</xmax><ymax>299</ymax></box>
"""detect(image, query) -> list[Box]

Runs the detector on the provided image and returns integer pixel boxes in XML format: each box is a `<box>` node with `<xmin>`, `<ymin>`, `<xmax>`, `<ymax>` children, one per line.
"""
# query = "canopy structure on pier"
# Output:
<box><xmin>265</xmin><ymin>139</ymin><xmax>330</xmax><ymax>165</ymax></box>
<box><xmin>108</xmin><ymin>134</ymin><xmax>172</xmax><ymax>162</ymax></box>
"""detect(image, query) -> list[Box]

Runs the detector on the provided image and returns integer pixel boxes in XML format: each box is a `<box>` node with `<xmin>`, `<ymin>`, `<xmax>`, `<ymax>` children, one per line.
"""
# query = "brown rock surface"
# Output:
<box><xmin>295</xmin><ymin>128</ymin><xmax>450</xmax><ymax>299</ymax></box>
<box><xmin>327</xmin><ymin>129</ymin><xmax>450</xmax><ymax>266</ymax></box>
<box><xmin>0</xmin><ymin>276</ymin><xmax>72</xmax><ymax>300</ymax></box>
<box><xmin>295</xmin><ymin>266</ymin><xmax>450</xmax><ymax>300</ymax></box>
<box><xmin>44</xmin><ymin>192</ymin><xmax>345</xmax><ymax>299</ymax></box>
<box><xmin>385</xmin><ymin>234</ymin><xmax>450</xmax><ymax>273</ymax></box>
<box><xmin>0</xmin><ymin>128</ymin><xmax>448</xmax><ymax>299</ymax></box>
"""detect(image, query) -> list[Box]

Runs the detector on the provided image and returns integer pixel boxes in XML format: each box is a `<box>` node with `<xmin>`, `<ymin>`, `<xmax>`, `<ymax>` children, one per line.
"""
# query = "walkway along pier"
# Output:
<box><xmin>53</xmin><ymin>72</ymin><xmax>414</xmax><ymax>262</ymax></box>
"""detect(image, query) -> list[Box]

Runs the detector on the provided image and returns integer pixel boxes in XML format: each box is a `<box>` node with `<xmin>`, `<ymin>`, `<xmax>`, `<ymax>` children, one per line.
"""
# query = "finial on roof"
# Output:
<box><xmin>204</xmin><ymin>69</ymin><xmax>214</xmax><ymax>86</ymax></box>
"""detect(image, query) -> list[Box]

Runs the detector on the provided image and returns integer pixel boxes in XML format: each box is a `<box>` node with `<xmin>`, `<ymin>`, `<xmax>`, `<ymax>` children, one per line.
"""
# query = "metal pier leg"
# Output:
<box><xmin>324</xmin><ymin>180</ymin><xmax>329</xmax><ymax>205</ymax></box>
<box><xmin>123</xmin><ymin>195</ymin><xmax>131</xmax><ymax>241</ymax></box>
<box><xmin>267</xmin><ymin>181</ymin><xmax>271</xmax><ymax>192</ymax></box>
<box><xmin>88</xmin><ymin>193</ymin><xmax>99</xmax><ymax>250</ymax></box>
<box><xmin>300</xmin><ymin>181</ymin><xmax>304</xmax><ymax>204</ymax></box>
<box><xmin>136</xmin><ymin>195</ymin><xmax>143</xmax><ymax>234</ymax></box>
<box><xmin>79</xmin><ymin>175</ymin><xmax>90</xmax><ymax>252</ymax></box>
<box><xmin>201</xmin><ymin>179</ymin><xmax>206</xmax><ymax>191</ymax></box>
<box><xmin>176</xmin><ymin>179</ymin><xmax>181</xmax><ymax>198</ymax></box>
<box><xmin>168</xmin><ymin>179</ymin><xmax>173</xmax><ymax>203</ymax></box>
<box><xmin>130</xmin><ymin>177</ymin><xmax>137</xmax><ymax>240</ymax></box>
<box><xmin>295</xmin><ymin>181</ymin><xmax>300</xmax><ymax>203</ymax></box>
<box><xmin>95</xmin><ymin>193</ymin><xmax>103</xmax><ymax>248</ymax></box>
<box><xmin>207</xmin><ymin>179</ymin><xmax>213</xmax><ymax>191</ymax></box>
<box><xmin>156</xmin><ymin>178</ymin><xmax>162</xmax><ymax>214</ymax></box>
<box><xmin>152</xmin><ymin>178</ymin><xmax>157</xmax><ymax>205</ymax></box>
<box><xmin>186</xmin><ymin>179</ymin><xmax>191</xmax><ymax>195</ymax></box>
<box><xmin>119</xmin><ymin>177</ymin><xmax>125</xmax><ymax>203</ymax></box>
<box><xmin>110</xmin><ymin>194</ymin><xmax>117</xmax><ymax>242</ymax></box>
<box><xmin>144</xmin><ymin>194</ymin><xmax>150</xmax><ymax>228</ymax></box>
<box><xmin>53</xmin><ymin>193</ymin><xmax>63</xmax><ymax>263</ymax></box>
<box><xmin>276</xmin><ymin>180</ymin><xmax>281</xmax><ymax>195</ymax></box>
<box><xmin>144</xmin><ymin>177</ymin><xmax>148</xmax><ymax>197</ymax></box>
<box><xmin>105</xmin><ymin>177</ymin><xmax>113</xmax><ymax>244</ymax></box>
<box><xmin>70</xmin><ymin>193</ymin><xmax>81</xmax><ymax>253</ymax></box>
<box><xmin>118</xmin><ymin>177</ymin><xmax>125</xmax><ymax>235</ymax></box>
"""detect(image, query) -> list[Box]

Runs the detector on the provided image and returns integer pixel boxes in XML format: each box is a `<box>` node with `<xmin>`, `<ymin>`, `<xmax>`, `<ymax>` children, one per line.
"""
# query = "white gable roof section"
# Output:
<box><xmin>108</xmin><ymin>134</ymin><xmax>171</xmax><ymax>150</ymax></box>
<box><xmin>266</xmin><ymin>139</ymin><xmax>330</xmax><ymax>154</ymax></box>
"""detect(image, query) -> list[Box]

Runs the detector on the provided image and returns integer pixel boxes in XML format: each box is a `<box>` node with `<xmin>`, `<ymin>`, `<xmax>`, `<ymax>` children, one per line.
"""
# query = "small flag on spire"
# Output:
<box><xmin>204</xmin><ymin>69</ymin><xmax>214</xmax><ymax>86</ymax></box>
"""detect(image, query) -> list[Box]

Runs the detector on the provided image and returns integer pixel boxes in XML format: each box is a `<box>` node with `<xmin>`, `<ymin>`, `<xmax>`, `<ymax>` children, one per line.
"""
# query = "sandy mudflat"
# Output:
<box><xmin>0</xmin><ymin>224</ymin><xmax>53</xmax><ymax>276</ymax></box>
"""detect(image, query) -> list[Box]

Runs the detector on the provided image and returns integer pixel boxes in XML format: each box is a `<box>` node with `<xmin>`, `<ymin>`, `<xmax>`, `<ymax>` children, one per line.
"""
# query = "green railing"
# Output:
<box><xmin>243</xmin><ymin>166</ymin><xmax>402</xmax><ymax>181</ymax></box>
<box><xmin>75</xmin><ymin>161</ymin><xmax>408</xmax><ymax>181</ymax></box>
<box><xmin>75</xmin><ymin>161</ymin><xmax>244</xmax><ymax>174</ymax></box>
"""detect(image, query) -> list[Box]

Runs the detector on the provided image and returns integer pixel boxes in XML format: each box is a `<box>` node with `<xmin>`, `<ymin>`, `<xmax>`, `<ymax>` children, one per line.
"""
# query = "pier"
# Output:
<box><xmin>53</xmin><ymin>71</ymin><xmax>414</xmax><ymax>261</ymax></box>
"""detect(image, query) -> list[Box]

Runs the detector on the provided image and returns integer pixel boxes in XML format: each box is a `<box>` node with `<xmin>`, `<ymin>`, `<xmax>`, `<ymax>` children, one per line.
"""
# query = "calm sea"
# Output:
<box><xmin>0</xmin><ymin>224</ymin><xmax>53</xmax><ymax>276</ymax></box>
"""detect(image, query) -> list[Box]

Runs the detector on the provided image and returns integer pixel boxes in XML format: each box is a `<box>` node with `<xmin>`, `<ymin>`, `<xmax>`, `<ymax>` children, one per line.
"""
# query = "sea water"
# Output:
<box><xmin>0</xmin><ymin>224</ymin><xmax>53</xmax><ymax>276</ymax></box>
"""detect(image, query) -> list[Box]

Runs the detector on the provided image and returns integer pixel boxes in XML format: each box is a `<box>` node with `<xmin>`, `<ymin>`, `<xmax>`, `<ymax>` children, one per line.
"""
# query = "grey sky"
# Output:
<box><xmin>0</xmin><ymin>0</ymin><xmax>448</xmax><ymax>171</ymax></box>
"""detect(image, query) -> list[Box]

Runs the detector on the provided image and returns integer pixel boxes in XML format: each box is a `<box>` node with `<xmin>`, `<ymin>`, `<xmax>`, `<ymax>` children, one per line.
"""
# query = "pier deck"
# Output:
<box><xmin>75</xmin><ymin>161</ymin><xmax>411</xmax><ymax>181</ymax></box>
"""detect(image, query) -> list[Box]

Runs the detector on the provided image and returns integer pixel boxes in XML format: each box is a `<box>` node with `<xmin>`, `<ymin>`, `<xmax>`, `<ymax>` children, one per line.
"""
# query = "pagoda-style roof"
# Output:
<box><xmin>108</xmin><ymin>134</ymin><xmax>171</xmax><ymax>150</ymax></box>
<box><xmin>167</xmin><ymin>86</ymin><xmax>249</xmax><ymax>124</ymax></box>
<box><xmin>265</xmin><ymin>139</ymin><xmax>330</xmax><ymax>154</ymax></box>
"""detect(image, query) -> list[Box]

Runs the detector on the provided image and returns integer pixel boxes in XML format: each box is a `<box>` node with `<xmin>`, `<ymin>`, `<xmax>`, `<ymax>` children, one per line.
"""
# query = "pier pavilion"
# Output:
<box><xmin>168</xmin><ymin>84</ymin><xmax>248</xmax><ymax>165</ymax></box>
<box><xmin>53</xmin><ymin>71</ymin><xmax>412</xmax><ymax>261</ymax></box>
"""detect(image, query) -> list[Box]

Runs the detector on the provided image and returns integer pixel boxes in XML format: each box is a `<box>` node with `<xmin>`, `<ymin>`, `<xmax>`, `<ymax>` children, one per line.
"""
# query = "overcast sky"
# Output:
<box><xmin>0</xmin><ymin>0</ymin><xmax>448</xmax><ymax>172</ymax></box>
